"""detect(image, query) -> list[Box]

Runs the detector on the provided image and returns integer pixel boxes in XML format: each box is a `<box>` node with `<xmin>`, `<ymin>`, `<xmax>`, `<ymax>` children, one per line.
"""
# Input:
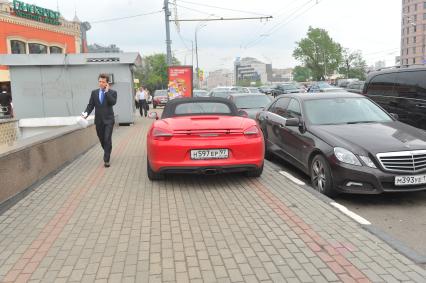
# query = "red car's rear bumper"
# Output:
<box><xmin>148</xmin><ymin>136</ymin><xmax>264</xmax><ymax>173</ymax></box>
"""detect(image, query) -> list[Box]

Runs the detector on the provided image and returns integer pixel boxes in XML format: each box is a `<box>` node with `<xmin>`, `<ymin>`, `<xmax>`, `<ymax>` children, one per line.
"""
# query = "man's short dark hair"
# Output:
<box><xmin>98</xmin><ymin>73</ymin><xmax>110</xmax><ymax>82</ymax></box>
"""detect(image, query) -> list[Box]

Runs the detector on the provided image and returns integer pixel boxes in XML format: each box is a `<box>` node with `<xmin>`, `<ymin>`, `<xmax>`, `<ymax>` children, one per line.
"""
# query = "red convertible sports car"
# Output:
<box><xmin>147</xmin><ymin>97</ymin><xmax>264</xmax><ymax>180</ymax></box>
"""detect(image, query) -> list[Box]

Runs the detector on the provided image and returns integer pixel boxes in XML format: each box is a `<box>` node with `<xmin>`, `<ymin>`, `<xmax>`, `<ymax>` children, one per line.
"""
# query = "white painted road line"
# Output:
<box><xmin>330</xmin><ymin>202</ymin><xmax>371</xmax><ymax>225</ymax></box>
<box><xmin>279</xmin><ymin>171</ymin><xmax>306</xmax><ymax>186</ymax></box>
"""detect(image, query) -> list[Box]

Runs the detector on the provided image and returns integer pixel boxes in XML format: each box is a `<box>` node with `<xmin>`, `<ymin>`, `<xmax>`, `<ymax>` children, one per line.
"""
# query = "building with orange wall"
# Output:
<box><xmin>0</xmin><ymin>0</ymin><xmax>83</xmax><ymax>86</ymax></box>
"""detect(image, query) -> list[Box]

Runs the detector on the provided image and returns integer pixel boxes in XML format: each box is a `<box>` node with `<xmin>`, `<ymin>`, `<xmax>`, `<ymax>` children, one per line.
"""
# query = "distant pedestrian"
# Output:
<box><xmin>138</xmin><ymin>86</ymin><xmax>149</xmax><ymax>117</ymax></box>
<box><xmin>81</xmin><ymin>74</ymin><xmax>117</xmax><ymax>168</ymax></box>
<box><xmin>134</xmin><ymin>88</ymin><xmax>140</xmax><ymax>109</ymax></box>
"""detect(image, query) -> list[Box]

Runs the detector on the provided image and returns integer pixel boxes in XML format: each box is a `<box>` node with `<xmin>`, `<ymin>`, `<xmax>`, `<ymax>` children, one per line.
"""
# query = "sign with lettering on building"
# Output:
<box><xmin>168</xmin><ymin>66</ymin><xmax>193</xmax><ymax>100</ymax></box>
<box><xmin>12</xmin><ymin>0</ymin><xmax>61</xmax><ymax>25</ymax></box>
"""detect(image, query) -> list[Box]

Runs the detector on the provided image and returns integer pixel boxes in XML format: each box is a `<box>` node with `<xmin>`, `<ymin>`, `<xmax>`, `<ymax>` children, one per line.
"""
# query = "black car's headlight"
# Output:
<box><xmin>334</xmin><ymin>147</ymin><xmax>361</xmax><ymax>166</ymax></box>
<box><xmin>359</xmin><ymin>156</ymin><xmax>377</xmax><ymax>168</ymax></box>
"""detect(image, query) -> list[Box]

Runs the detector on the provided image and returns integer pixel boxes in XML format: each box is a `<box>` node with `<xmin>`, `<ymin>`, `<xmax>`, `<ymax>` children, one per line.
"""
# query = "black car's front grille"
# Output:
<box><xmin>377</xmin><ymin>150</ymin><xmax>426</xmax><ymax>173</ymax></box>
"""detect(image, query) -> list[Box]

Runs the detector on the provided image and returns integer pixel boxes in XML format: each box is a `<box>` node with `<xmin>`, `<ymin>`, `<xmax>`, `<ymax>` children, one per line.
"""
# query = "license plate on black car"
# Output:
<box><xmin>395</xmin><ymin>174</ymin><xmax>426</xmax><ymax>186</ymax></box>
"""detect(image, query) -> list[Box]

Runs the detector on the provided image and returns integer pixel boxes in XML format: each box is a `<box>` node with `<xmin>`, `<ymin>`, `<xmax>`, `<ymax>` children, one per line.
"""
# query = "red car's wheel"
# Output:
<box><xmin>147</xmin><ymin>158</ymin><xmax>164</xmax><ymax>181</ymax></box>
<box><xmin>246</xmin><ymin>163</ymin><xmax>263</xmax><ymax>178</ymax></box>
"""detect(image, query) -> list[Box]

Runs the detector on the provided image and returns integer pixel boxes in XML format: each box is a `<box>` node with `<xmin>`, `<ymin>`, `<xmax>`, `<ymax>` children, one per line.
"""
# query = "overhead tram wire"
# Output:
<box><xmin>174</xmin><ymin>0</ymin><xmax>269</xmax><ymax>16</ymax></box>
<box><xmin>247</xmin><ymin>0</ymin><xmax>301</xmax><ymax>39</ymax></box>
<box><xmin>272</xmin><ymin>0</ymin><xmax>305</xmax><ymax>18</ymax></box>
<box><xmin>170</xmin><ymin>3</ymin><xmax>272</xmax><ymax>22</ymax></box>
<box><xmin>242</xmin><ymin>0</ymin><xmax>314</xmax><ymax>49</ymax></box>
<box><xmin>172</xmin><ymin>16</ymin><xmax>273</xmax><ymax>22</ymax></box>
<box><xmin>243</xmin><ymin>0</ymin><xmax>323</xmax><ymax>49</ymax></box>
<box><xmin>90</xmin><ymin>10</ymin><xmax>163</xmax><ymax>24</ymax></box>
<box><xmin>170</xmin><ymin>2</ymin><xmax>218</xmax><ymax>17</ymax></box>
<box><xmin>363</xmin><ymin>48</ymin><xmax>400</xmax><ymax>56</ymax></box>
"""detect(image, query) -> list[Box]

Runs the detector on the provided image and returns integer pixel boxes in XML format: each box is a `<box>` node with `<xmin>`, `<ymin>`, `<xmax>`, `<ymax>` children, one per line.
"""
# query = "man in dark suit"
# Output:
<box><xmin>82</xmin><ymin>74</ymin><xmax>117</xmax><ymax>167</ymax></box>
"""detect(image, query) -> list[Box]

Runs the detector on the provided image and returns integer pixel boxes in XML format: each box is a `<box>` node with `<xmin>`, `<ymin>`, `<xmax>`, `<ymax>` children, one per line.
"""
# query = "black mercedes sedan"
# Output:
<box><xmin>256</xmin><ymin>92</ymin><xmax>426</xmax><ymax>196</ymax></box>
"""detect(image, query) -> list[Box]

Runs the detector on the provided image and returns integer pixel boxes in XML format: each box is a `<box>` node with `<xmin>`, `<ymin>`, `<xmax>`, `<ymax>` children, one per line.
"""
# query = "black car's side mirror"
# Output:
<box><xmin>285</xmin><ymin>117</ymin><xmax>299</xmax><ymax>127</ymax></box>
<box><xmin>390</xmin><ymin>113</ymin><xmax>399</xmax><ymax>120</ymax></box>
<box><xmin>286</xmin><ymin>117</ymin><xmax>307</xmax><ymax>133</ymax></box>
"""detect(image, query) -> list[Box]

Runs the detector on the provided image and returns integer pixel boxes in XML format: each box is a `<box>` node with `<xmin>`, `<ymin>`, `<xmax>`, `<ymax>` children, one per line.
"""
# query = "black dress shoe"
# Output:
<box><xmin>104</xmin><ymin>162</ymin><xmax>110</xmax><ymax>168</ymax></box>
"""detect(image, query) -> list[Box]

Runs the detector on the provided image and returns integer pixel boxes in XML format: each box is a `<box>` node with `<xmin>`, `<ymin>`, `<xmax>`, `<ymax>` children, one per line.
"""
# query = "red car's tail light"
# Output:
<box><xmin>153</xmin><ymin>128</ymin><xmax>173</xmax><ymax>140</ymax></box>
<box><xmin>244</xmin><ymin>125</ymin><xmax>260</xmax><ymax>138</ymax></box>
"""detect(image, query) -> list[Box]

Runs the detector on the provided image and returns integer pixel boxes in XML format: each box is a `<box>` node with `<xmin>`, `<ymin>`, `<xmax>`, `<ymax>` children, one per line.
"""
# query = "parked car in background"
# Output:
<box><xmin>228</xmin><ymin>93</ymin><xmax>273</xmax><ymax>119</ymax></box>
<box><xmin>146</xmin><ymin>97</ymin><xmax>264</xmax><ymax>180</ymax></box>
<box><xmin>293</xmin><ymin>82</ymin><xmax>308</xmax><ymax>93</ymax></box>
<box><xmin>337</xmin><ymin>78</ymin><xmax>359</xmax><ymax>88</ymax></box>
<box><xmin>242</xmin><ymin>87</ymin><xmax>262</xmax><ymax>94</ymax></box>
<box><xmin>363</xmin><ymin>67</ymin><xmax>426</xmax><ymax>131</ymax></box>
<box><xmin>308</xmin><ymin>82</ymin><xmax>346</xmax><ymax>93</ymax></box>
<box><xmin>208</xmin><ymin>88</ymin><xmax>237</xmax><ymax>98</ymax></box>
<box><xmin>346</xmin><ymin>81</ymin><xmax>365</xmax><ymax>94</ymax></box>
<box><xmin>193</xmin><ymin>89</ymin><xmax>209</xmax><ymax>97</ymax></box>
<box><xmin>152</xmin><ymin>90</ymin><xmax>169</xmax><ymax>108</ymax></box>
<box><xmin>257</xmin><ymin>92</ymin><xmax>426</xmax><ymax>196</ymax></box>
<box><xmin>259</xmin><ymin>86</ymin><xmax>274</xmax><ymax>95</ymax></box>
<box><xmin>213</xmin><ymin>86</ymin><xmax>244</xmax><ymax>92</ymax></box>
<box><xmin>271</xmin><ymin>83</ymin><xmax>301</xmax><ymax>97</ymax></box>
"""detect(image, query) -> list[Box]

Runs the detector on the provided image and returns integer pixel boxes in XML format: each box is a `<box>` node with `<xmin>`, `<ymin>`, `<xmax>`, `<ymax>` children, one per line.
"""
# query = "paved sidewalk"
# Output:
<box><xmin>0</xmin><ymin>115</ymin><xmax>425</xmax><ymax>283</ymax></box>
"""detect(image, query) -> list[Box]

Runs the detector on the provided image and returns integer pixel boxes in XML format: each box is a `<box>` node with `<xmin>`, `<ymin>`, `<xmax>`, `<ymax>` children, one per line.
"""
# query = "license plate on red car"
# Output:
<box><xmin>191</xmin><ymin>149</ymin><xmax>228</xmax><ymax>160</ymax></box>
<box><xmin>395</xmin><ymin>174</ymin><xmax>426</xmax><ymax>186</ymax></box>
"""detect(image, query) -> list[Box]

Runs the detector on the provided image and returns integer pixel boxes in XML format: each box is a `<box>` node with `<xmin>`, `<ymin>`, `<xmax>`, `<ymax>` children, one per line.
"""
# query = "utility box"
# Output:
<box><xmin>0</xmin><ymin>53</ymin><xmax>142</xmax><ymax>124</ymax></box>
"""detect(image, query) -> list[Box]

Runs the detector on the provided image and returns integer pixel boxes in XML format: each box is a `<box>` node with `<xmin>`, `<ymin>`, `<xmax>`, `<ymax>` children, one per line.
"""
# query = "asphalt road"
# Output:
<box><xmin>268</xmin><ymin>155</ymin><xmax>426</xmax><ymax>258</ymax></box>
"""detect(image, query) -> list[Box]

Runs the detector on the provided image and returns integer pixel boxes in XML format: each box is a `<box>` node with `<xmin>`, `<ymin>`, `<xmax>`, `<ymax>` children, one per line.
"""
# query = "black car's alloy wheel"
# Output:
<box><xmin>310</xmin><ymin>155</ymin><xmax>335</xmax><ymax>197</ymax></box>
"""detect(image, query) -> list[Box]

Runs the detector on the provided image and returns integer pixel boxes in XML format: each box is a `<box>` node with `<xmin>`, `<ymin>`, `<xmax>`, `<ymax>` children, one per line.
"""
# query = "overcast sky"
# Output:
<box><xmin>36</xmin><ymin>0</ymin><xmax>401</xmax><ymax>72</ymax></box>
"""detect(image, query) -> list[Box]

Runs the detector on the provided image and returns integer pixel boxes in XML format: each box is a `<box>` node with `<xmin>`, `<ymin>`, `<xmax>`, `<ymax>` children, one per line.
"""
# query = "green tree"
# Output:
<box><xmin>292</xmin><ymin>66</ymin><xmax>312</xmax><ymax>82</ymax></box>
<box><xmin>339</xmin><ymin>49</ymin><xmax>367</xmax><ymax>80</ymax></box>
<box><xmin>293</xmin><ymin>27</ymin><xmax>343</xmax><ymax>81</ymax></box>
<box><xmin>134</xmin><ymin>54</ymin><xmax>181</xmax><ymax>93</ymax></box>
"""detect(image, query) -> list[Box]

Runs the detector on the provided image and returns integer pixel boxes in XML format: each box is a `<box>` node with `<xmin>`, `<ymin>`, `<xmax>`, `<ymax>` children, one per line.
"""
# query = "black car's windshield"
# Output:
<box><xmin>233</xmin><ymin>95</ymin><xmax>271</xmax><ymax>109</ymax></box>
<box><xmin>304</xmin><ymin>98</ymin><xmax>393</xmax><ymax>125</ymax></box>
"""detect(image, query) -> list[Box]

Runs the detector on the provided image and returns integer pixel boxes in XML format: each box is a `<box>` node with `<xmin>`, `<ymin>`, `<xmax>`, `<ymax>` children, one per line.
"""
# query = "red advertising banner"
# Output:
<box><xmin>167</xmin><ymin>66</ymin><xmax>193</xmax><ymax>99</ymax></box>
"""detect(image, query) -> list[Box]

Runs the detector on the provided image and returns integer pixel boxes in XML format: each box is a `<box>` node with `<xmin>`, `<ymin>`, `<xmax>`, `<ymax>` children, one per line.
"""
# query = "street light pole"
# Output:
<box><xmin>195</xmin><ymin>29</ymin><xmax>199</xmax><ymax>88</ymax></box>
<box><xmin>195</xmin><ymin>23</ymin><xmax>206</xmax><ymax>88</ymax></box>
<box><xmin>191</xmin><ymin>41</ymin><xmax>194</xmax><ymax>67</ymax></box>
<box><xmin>164</xmin><ymin>0</ymin><xmax>172</xmax><ymax>66</ymax></box>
